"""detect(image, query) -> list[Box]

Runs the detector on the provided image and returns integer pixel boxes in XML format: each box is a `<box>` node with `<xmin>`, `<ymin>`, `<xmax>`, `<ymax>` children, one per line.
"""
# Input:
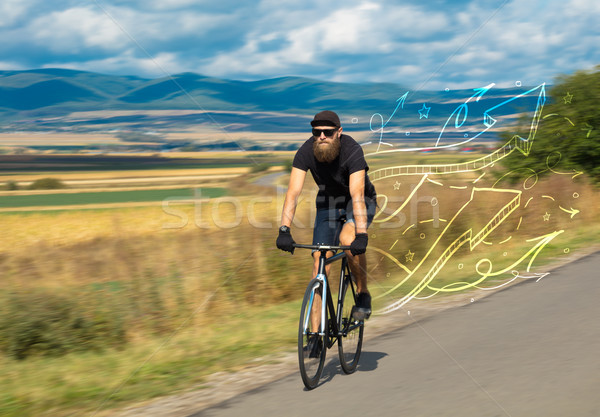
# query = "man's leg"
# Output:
<box><xmin>340</xmin><ymin>198</ymin><xmax>376</xmax><ymax>319</ymax></box>
<box><xmin>339</xmin><ymin>222</ymin><xmax>369</xmax><ymax>295</ymax></box>
<box><xmin>339</xmin><ymin>222</ymin><xmax>371</xmax><ymax>319</ymax></box>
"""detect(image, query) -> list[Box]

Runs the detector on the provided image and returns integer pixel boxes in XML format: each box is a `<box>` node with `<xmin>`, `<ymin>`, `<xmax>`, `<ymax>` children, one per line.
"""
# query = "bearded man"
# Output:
<box><xmin>276</xmin><ymin>110</ymin><xmax>377</xmax><ymax>320</ymax></box>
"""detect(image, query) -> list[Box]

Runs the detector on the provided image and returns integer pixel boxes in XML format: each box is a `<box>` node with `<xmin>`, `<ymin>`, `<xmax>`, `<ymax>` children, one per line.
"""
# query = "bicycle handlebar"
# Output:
<box><xmin>293</xmin><ymin>243</ymin><xmax>352</xmax><ymax>251</ymax></box>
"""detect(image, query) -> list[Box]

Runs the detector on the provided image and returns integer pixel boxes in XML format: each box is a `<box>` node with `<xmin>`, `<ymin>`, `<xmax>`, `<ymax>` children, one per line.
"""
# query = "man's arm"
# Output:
<box><xmin>349</xmin><ymin>170</ymin><xmax>367</xmax><ymax>234</ymax></box>
<box><xmin>280</xmin><ymin>167</ymin><xmax>307</xmax><ymax>227</ymax></box>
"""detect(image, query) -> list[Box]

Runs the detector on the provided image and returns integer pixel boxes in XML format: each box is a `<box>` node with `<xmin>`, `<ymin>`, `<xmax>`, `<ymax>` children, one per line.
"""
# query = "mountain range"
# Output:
<box><xmin>0</xmin><ymin>69</ymin><xmax>546</xmax><ymax>142</ymax></box>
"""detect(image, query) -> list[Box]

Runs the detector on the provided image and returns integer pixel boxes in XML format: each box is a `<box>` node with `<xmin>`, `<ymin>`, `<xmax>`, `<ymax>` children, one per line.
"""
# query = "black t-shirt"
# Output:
<box><xmin>293</xmin><ymin>134</ymin><xmax>377</xmax><ymax>209</ymax></box>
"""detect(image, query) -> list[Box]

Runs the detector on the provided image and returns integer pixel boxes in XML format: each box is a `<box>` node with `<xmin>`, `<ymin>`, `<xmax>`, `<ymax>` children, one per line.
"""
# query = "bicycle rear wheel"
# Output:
<box><xmin>298</xmin><ymin>278</ymin><xmax>327</xmax><ymax>389</ymax></box>
<box><xmin>338</xmin><ymin>276</ymin><xmax>363</xmax><ymax>374</ymax></box>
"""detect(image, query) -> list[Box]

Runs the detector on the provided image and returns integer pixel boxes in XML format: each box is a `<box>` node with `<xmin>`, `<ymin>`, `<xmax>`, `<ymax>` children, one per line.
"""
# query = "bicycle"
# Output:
<box><xmin>294</xmin><ymin>243</ymin><xmax>365</xmax><ymax>390</ymax></box>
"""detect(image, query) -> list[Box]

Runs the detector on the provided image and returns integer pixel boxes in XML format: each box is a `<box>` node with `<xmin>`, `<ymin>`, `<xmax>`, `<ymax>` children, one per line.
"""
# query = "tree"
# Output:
<box><xmin>498</xmin><ymin>65</ymin><xmax>599</xmax><ymax>183</ymax></box>
<box><xmin>28</xmin><ymin>178</ymin><xmax>66</xmax><ymax>190</ymax></box>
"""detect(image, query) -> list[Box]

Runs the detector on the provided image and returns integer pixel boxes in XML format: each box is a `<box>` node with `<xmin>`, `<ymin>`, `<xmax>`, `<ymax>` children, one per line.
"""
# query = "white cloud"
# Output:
<box><xmin>199</xmin><ymin>1</ymin><xmax>453</xmax><ymax>80</ymax></box>
<box><xmin>298</xmin><ymin>3</ymin><xmax>450</xmax><ymax>54</ymax></box>
<box><xmin>452</xmin><ymin>47</ymin><xmax>506</xmax><ymax>66</ymax></box>
<box><xmin>317</xmin><ymin>4</ymin><xmax>383</xmax><ymax>53</ymax></box>
<box><xmin>0</xmin><ymin>60</ymin><xmax>26</xmax><ymax>71</ymax></box>
<box><xmin>24</xmin><ymin>5</ymin><xmax>232</xmax><ymax>55</ymax></box>
<box><xmin>401</xmin><ymin>0</ymin><xmax>600</xmax><ymax>88</ymax></box>
<box><xmin>29</xmin><ymin>7</ymin><xmax>125</xmax><ymax>52</ymax></box>
<box><xmin>0</xmin><ymin>0</ymin><xmax>597</xmax><ymax>88</ymax></box>
<box><xmin>564</xmin><ymin>0</ymin><xmax>600</xmax><ymax>15</ymax></box>
<box><xmin>144</xmin><ymin>0</ymin><xmax>201</xmax><ymax>10</ymax></box>
<box><xmin>0</xmin><ymin>0</ymin><xmax>37</xmax><ymax>28</ymax></box>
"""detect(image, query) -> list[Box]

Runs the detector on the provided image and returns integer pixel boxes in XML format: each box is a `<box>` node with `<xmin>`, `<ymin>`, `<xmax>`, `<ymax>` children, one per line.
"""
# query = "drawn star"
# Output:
<box><xmin>543</xmin><ymin>212</ymin><xmax>551</xmax><ymax>221</ymax></box>
<box><xmin>563</xmin><ymin>92</ymin><xmax>573</xmax><ymax>104</ymax></box>
<box><xmin>418</xmin><ymin>103</ymin><xmax>431</xmax><ymax>119</ymax></box>
<box><xmin>405</xmin><ymin>250</ymin><xmax>415</xmax><ymax>262</ymax></box>
<box><xmin>393</xmin><ymin>181</ymin><xmax>401</xmax><ymax>190</ymax></box>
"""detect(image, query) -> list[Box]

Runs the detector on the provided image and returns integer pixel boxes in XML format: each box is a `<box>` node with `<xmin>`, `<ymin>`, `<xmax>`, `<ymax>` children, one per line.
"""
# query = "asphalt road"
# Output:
<box><xmin>192</xmin><ymin>252</ymin><xmax>600</xmax><ymax>417</ymax></box>
<box><xmin>252</xmin><ymin>171</ymin><xmax>287</xmax><ymax>191</ymax></box>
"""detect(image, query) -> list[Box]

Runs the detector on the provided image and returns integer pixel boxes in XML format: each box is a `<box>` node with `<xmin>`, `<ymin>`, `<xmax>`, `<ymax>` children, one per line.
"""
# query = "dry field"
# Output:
<box><xmin>0</xmin><ymin>168</ymin><xmax>249</xmax><ymax>190</ymax></box>
<box><xmin>0</xmin><ymin>132</ymin><xmax>156</xmax><ymax>147</ymax></box>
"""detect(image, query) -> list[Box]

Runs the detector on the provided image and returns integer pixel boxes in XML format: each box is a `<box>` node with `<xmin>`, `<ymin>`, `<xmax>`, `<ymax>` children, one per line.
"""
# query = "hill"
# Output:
<box><xmin>0</xmin><ymin>69</ymin><xmax>547</xmax><ymax>151</ymax></box>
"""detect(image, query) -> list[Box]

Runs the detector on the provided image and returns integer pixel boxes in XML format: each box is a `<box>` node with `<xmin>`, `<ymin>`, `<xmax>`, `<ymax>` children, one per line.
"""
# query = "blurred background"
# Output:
<box><xmin>0</xmin><ymin>1</ymin><xmax>598</xmax><ymax>416</ymax></box>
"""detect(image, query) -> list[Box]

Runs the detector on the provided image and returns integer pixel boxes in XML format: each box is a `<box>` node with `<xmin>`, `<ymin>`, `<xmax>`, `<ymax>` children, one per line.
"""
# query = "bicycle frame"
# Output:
<box><xmin>296</xmin><ymin>243</ymin><xmax>365</xmax><ymax>388</ymax></box>
<box><xmin>304</xmin><ymin>248</ymin><xmax>355</xmax><ymax>348</ymax></box>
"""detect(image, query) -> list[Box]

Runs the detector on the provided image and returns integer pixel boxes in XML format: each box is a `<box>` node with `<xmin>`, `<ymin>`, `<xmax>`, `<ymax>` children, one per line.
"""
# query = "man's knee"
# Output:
<box><xmin>339</xmin><ymin>224</ymin><xmax>356</xmax><ymax>246</ymax></box>
<box><xmin>312</xmin><ymin>252</ymin><xmax>320</xmax><ymax>269</ymax></box>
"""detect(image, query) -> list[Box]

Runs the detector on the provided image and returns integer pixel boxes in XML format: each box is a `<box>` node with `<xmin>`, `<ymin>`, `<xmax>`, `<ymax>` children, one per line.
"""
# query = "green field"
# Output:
<box><xmin>0</xmin><ymin>187</ymin><xmax>227</xmax><ymax>208</ymax></box>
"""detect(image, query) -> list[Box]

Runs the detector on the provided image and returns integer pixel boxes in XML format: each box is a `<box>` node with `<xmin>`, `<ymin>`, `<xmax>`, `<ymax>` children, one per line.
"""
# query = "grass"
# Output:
<box><xmin>0</xmin><ymin>300</ymin><xmax>301</xmax><ymax>417</ymax></box>
<box><xmin>0</xmin><ymin>187</ymin><xmax>227</xmax><ymax>208</ymax></box>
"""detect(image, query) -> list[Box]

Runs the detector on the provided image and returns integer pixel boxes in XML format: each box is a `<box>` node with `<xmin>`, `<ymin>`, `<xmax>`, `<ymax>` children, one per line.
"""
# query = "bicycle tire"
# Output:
<box><xmin>338</xmin><ymin>276</ymin><xmax>363</xmax><ymax>374</ymax></box>
<box><xmin>298</xmin><ymin>278</ymin><xmax>327</xmax><ymax>389</ymax></box>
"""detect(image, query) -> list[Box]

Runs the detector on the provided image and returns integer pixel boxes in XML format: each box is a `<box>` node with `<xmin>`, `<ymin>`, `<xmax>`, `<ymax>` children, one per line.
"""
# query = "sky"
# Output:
<box><xmin>0</xmin><ymin>0</ymin><xmax>598</xmax><ymax>89</ymax></box>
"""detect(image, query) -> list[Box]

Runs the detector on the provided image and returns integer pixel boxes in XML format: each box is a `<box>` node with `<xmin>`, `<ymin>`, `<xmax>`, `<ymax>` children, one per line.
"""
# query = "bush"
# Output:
<box><xmin>3</xmin><ymin>181</ymin><xmax>19</xmax><ymax>191</ymax></box>
<box><xmin>28</xmin><ymin>178</ymin><xmax>66</xmax><ymax>190</ymax></box>
<box><xmin>0</xmin><ymin>290</ymin><xmax>126</xmax><ymax>360</ymax></box>
<box><xmin>284</xmin><ymin>159</ymin><xmax>293</xmax><ymax>173</ymax></box>
<box><xmin>250</xmin><ymin>162</ymin><xmax>271</xmax><ymax>173</ymax></box>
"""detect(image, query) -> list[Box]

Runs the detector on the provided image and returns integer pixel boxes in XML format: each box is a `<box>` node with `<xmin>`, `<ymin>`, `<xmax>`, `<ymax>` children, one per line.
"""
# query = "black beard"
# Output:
<box><xmin>313</xmin><ymin>136</ymin><xmax>341</xmax><ymax>163</ymax></box>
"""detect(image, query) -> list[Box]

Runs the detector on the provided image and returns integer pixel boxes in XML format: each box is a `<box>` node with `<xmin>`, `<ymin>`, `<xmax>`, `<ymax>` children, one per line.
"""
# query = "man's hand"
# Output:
<box><xmin>276</xmin><ymin>226</ymin><xmax>295</xmax><ymax>254</ymax></box>
<box><xmin>350</xmin><ymin>233</ymin><xmax>368</xmax><ymax>256</ymax></box>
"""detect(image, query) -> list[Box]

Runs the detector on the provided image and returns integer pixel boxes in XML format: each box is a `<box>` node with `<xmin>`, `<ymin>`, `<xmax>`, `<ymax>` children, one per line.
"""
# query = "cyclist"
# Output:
<box><xmin>276</xmin><ymin>110</ymin><xmax>377</xmax><ymax>320</ymax></box>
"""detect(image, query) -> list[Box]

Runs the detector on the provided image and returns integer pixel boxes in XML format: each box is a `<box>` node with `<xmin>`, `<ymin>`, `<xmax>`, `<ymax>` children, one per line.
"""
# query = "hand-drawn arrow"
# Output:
<box><xmin>370</xmin><ymin>92</ymin><xmax>409</xmax><ymax>152</ymax></box>
<box><xmin>558</xmin><ymin>206</ymin><xmax>579</xmax><ymax>218</ymax></box>
<box><xmin>435</xmin><ymin>83</ymin><xmax>495</xmax><ymax>147</ymax></box>
<box><xmin>436</xmin><ymin>83</ymin><xmax>546</xmax><ymax>152</ymax></box>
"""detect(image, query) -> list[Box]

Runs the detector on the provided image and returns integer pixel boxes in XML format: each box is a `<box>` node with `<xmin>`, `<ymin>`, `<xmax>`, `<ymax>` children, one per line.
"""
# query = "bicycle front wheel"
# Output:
<box><xmin>338</xmin><ymin>276</ymin><xmax>363</xmax><ymax>374</ymax></box>
<box><xmin>298</xmin><ymin>278</ymin><xmax>327</xmax><ymax>389</ymax></box>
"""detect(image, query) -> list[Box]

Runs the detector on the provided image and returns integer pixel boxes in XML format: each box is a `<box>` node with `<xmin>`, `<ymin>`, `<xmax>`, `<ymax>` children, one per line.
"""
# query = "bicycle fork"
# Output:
<box><xmin>302</xmin><ymin>274</ymin><xmax>328</xmax><ymax>336</ymax></box>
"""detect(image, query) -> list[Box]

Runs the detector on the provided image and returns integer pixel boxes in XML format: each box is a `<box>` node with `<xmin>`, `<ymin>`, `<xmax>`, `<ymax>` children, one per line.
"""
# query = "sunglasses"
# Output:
<box><xmin>312</xmin><ymin>128</ymin><xmax>338</xmax><ymax>137</ymax></box>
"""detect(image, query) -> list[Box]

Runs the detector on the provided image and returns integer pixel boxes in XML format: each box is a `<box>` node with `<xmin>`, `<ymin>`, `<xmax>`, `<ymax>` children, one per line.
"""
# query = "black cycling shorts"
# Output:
<box><xmin>311</xmin><ymin>198</ymin><xmax>377</xmax><ymax>249</ymax></box>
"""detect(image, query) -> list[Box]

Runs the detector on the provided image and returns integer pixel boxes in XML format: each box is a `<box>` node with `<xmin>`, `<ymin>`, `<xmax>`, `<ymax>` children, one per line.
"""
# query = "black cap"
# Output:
<box><xmin>310</xmin><ymin>110</ymin><xmax>341</xmax><ymax>127</ymax></box>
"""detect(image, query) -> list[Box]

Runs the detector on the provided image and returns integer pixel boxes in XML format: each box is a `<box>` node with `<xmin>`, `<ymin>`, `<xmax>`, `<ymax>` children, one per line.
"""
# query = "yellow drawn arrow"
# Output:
<box><xmin>559</xmin><ymin>206</ymin><xmax>580</xmax><ymax>218</ymax></box>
